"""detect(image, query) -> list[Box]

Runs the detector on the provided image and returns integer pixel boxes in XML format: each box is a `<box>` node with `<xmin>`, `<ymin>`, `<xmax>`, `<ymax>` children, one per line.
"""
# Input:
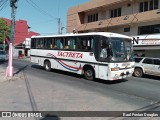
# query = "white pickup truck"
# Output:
<box><xmin>133</xmin><ymin>57</ymin><xmax>160</xmax><ymax>77</ymax></box>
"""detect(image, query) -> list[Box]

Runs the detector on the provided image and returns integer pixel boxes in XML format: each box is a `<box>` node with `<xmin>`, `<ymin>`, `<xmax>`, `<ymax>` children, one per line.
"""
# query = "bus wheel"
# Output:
<box><xmin>134</xmin><ymin>68</ymin><xmax>143</xmax><ymax>77</ymax></box>
<box><xmin>44</xmin><ymin>61</ymin><xmax>51</xmax><ymax>71</ymax></box>
<box><xmin>84</xmin><ymin>67</ymin><xmax>95</xmax><ymax>81</ymax></box>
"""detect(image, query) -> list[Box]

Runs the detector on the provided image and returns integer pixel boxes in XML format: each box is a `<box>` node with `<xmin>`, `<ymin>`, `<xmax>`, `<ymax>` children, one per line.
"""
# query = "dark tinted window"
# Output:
<box><xmin>135</xmin><ymin>58</ymin><xmax>143</xmax><ymax>63</ymax></box>
<box><xmin>153</xmin><ymin>59</ymin><xmax>160</xmax><ymax>65</ymax></box>
<box><xmin>154</xmin><ymin>0</ymin><xmax>158</xmax><ymax>9</ymax></box>
<box><xmin>140</xmin><ymin>2</ymin><xmax>143</xmax><ymax>12</ymax></box>
<box><xmin>138</xmin><ymin>24</ymin><xmax>160</xmax><ymax>35</ymax></box>
<box><xmin>77</xmin><ymin>36</ymin><xmax>94</xmax><ymax>51</ymax></box>
<box><xmin>144</xmin><ymin>1</ymin><xmax>148</xmax><ymax>11</ymax></box>
<box><xmin>0</xmin><ymin>51</ymin><xmax>5</xmax><ymax>55</ymax></box>
<box><xmin>87</xmin><ymin>13</ymin><xmax>98</xmax><ymax>23</ymax></box>
<box><xmin>143</xmin><ymin>58</ymin><xmax>153</xmax><ymax>64</ymax></box>
<box><xmin>31</xmin><ymin>38</ymin><xmax>36</xmax><ymax>49</ymax></box>
<box><xmin>110</xmin><ymin>8</ymin><xmax>121</xmax><ymax>18</ymax></box>
<box><xmin>139</xmin><ymin>0</ymin><xmax>159</xmax><ymax>12</ymax></box>
<box><xmin>124</xmin><ymin>27</ymin><xmax>130</xmax><ymax>32</ymax></box>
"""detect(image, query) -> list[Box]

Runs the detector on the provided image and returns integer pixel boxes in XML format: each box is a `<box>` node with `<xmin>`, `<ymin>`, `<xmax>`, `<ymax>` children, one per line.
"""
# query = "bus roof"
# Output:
<box><xmin>31</xmin><ymin>32</ymin><xmax>131</xmax><ymax>39</ymax></box>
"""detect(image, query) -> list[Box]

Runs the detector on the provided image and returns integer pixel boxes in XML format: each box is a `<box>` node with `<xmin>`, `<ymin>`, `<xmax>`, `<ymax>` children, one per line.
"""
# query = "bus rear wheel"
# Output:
<box><xmin>44</xmin><ymin>61</ymin><xmax>51</xmax><ymax>71</ymax></box>
<box><xmin>84</xmin><ymin>67</ymin><xmax>95</xmax><ymax>81</ymax></box>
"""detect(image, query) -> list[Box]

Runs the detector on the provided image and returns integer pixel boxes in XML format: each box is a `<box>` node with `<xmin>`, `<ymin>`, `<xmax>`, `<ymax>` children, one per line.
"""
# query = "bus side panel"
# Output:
<box><xmin>52</xmin><ymin>59</ymin><xmax>83</xmax><ymax>74</ymax></box>
<box><xmin>98</xmin><ymin>64</ymin><xmax>109</xmax><ymax>80</ymax></box>
<box><xmin>30</xmin><ymin>49</ymin><xmax>39</xmax><ymax>64</ymax></box>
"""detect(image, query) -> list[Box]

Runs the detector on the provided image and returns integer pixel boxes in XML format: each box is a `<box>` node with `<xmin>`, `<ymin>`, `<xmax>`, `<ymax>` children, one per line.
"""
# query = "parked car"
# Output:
<box><xmin>133</xmin><ymin>57</ymin><xmax>160</xmax><ymax>77</ymax></box>
<box><xmin>0</xmin><ymin>50</ymin><xmax>8</xmax><ymax>62</ymax></box>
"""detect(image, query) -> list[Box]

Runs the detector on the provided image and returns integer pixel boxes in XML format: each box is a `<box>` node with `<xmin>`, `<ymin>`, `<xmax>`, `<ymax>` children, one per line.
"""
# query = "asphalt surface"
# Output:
<box><xmin>0</xmin><ymin>59</ymin><xmax>160</xmax><ymax>120</ymax></box>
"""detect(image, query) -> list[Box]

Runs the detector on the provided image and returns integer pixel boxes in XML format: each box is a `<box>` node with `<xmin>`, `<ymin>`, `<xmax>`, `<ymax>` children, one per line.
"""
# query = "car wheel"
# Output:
<box><xmin>44</xmin><ymin>61</ymin><xmax>51</xmax><ymax>71</ymax></box>
<box><xmin>134</xmin><ymin>68</ymin><xmax>143</xmax><ymax>77</ymax></box>
<box><xmin>84</xmin><ymin>67</ymin><xmax>95</xmax><ymax>80</ymax></box>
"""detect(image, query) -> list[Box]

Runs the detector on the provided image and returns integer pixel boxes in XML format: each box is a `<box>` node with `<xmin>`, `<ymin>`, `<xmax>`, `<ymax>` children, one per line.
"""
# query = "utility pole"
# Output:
<box><xmin>57</xmin><ymin>18</ymin><xmax>61</xmax><ymax>34</ymax></box>
<box><xmin>10</xmin><ymin>0</ymin><xmax>18</xmax><ymax>46</ymax></box>
<box><xmin>6</xmin><ymin>0</ymin><xmax>18</xmax><ymax>78</ymax></box>
<box><xmin>60</xmin><ymin>22</ymin><xmax>64</xmax><ymax>34</ymax></box>
<box><xmin>57</xmin><ymin>18</ymin><xmax>64</xmax><ymax>34</ymax></box>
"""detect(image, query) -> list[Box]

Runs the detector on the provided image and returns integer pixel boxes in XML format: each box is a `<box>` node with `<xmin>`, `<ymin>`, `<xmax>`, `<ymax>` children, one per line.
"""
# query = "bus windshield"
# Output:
<box><xmin>110</xmin><ymin>37</ymin><xmax>134</xmax><ymax>62</ymax></box>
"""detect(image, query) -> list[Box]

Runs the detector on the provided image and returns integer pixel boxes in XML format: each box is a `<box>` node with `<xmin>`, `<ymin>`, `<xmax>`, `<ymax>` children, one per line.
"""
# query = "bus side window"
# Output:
<box><xmin>36</xmin><ymin>38</ymin><xmax>44</xmax><ymax>49</ymax></box>
<box><xmin>69</xmin><ymin>37</ymin><xmax>76</xmax><ymax>49</ymax></box>
<box><xmin>78</xmin><ymin>37</ymin><xmax>93</xmax><ymax>51</ymax></box>
<box><xmin>51</xmin><ymin>38</ymin><xmax>56</xmax><ymax>49</ymax></box>
<box><xmin>87</xmin><ymin>37</ymin><xmax>94</xmax><ymax>50</ymax></box>
<box><xmin>45</xmin><ymin>38</ymin><xmax>52</xmax><ymax>49</ymax></box>
<box><xmin>31</xmin><ymin>38</ymin><xmax>36</xmax><ymax>49</ymax></box>
<box><xmin>64</xmin><ymin>38</ymin><xmax>69</xmax><ymax>49</ymax></box>
<box><xmin>55</xmin><ymin>38</ymin><xmax>63</xmax><ymax>49</ymax></box>
<box><xmin>65</xmin><ymin>37</ymin><xmax>76</xmax><ymax>50</ymax></box>
<box><xmin>91</xmin><ymin>37</ymin><xmax>94</xmax><ymax>50</ymax></box>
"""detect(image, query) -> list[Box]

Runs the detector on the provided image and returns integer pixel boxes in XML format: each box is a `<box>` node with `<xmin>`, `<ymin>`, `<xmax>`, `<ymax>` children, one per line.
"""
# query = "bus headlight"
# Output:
<box><xmin>111</xmin><ymin>68</ymin><xmax>119</xmax><ymax>71</ymax></box>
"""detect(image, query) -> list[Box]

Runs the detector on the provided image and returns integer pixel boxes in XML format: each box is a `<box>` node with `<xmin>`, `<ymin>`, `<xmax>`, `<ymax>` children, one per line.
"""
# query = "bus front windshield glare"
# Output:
<box><xmin>110</xmin><ymin>38</ymin><xmax>134</xmax><ymax>62</ymax></box>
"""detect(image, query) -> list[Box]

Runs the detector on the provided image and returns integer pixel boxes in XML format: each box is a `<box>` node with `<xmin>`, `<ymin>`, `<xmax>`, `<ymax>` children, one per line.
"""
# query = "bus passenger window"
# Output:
<box><xmin>64</xmin><ymin>39</ymin><xmax>69</xmax><ymax>49</ymax></box>
<box><xmin>82</xmin><ymin>40</ymin><xmax>87</xmax><ymax>50</ymax></box>
<box><xmin>50</xmin><ymin>44</ymin><xmax>52</xmax><ymax>48</ymax></box>
<box><xmin>53</xmin><ymin>45</ymin><xmax>57</xmax><ymax>49</ymax></box>
<box><xmin>65</xmin><ymin>37</ymin><xmax>76</xmax><ymax>50</ymax></box>
<box><xmin>55</xmin><ymin>38</ymin><xmax>63</xmax><ymax>49</ymax></box>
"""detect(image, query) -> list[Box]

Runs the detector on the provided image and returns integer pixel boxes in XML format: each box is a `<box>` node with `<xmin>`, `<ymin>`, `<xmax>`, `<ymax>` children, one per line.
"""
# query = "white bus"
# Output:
<box><xmin>30</xmin><ymin>32</ymin><xmax>135</xmax><ymax>81</ymax></box>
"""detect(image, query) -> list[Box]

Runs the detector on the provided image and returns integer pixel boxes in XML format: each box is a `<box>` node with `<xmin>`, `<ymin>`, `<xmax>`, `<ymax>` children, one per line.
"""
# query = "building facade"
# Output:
<box><xmin>67</xmin><ymin>0</ymin><xmax>160</xmax><ymax>57</ymax></box>
<box><xmin>3</xmin><ymin>18</ymin><xmax>39</xmax><ymax>57</ymax></box>
<box><xmin>3</xmin><ymin>18</ymin><xmax>39</xmax><ymax>46</ymax></box>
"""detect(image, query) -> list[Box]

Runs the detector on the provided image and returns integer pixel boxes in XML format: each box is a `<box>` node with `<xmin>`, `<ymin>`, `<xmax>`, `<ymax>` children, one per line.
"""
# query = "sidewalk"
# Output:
<box><xmin>0</xmin><ymin>66</ymin><xmax>32</xmax><ymax>111</ymax></box>
<box><xmin>0</xmin><ymin>66</ymin><xmax>24</xmax><ymax>83</ymax></box>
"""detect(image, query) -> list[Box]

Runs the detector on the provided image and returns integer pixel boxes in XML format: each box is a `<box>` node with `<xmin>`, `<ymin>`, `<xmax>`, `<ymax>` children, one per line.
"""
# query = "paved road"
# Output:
<box><xmin>0</xmin><ymin>59</ymin><xmax>160</xmax><ymax>120</ymax></box>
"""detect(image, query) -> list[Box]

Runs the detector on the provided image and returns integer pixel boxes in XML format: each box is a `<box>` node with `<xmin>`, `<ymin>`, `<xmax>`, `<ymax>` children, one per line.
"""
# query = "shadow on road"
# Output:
<box><xmin>31</xmin><ymin>65</ymin><xmax>128</xmax><ymax>84</ymax></box>
<box><xmin>40</xmin><ymin>114</ymin><xmax>60</xmax><ymax>120</ymax></box>
<box><xmin>31</xmin><ymin>65</ymin><xmax>83</xmax><ymax>79</ymax></box>
<box><xmin>14</xmin><ymin>65</ymin><xmax>28</xmax><ymax>75</ymax></box>
<box><xmin>31</xmin><ymin>65</ymin><xmax>44</xmax><ymax>70</ymax></box>
<box><xmin>143</xmin><ymin>75</ymin><xmax>160</xmax><ymax>81</ymax></box>
<box><xmin>94</xmin><ymin>78</ymin><xmax>128</xmax><ymax>84</ymax></box>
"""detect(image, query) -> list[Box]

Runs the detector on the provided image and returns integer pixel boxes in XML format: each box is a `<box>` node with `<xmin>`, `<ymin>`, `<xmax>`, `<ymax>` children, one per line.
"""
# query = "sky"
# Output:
<box><xmin>0</xmin><ymin>0</ymin><xmax>90</xmax><ymax>35</ymax></box>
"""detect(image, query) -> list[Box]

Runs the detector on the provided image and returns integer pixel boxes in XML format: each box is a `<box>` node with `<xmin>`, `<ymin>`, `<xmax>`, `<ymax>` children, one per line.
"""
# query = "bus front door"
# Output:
<box><xmin>98</xmin><ymin>64</ymin><xmax>108</xmax><ymax>80</ymax></box>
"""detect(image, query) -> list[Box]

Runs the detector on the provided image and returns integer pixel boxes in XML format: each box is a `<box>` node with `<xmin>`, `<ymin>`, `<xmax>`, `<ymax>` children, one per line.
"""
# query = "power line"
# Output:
<box><xmin>25</xmin><ymin>0</ymin><xmax>56</xmax><ymax>20</ymax></box>
<box><xmin>0</xmin><ymin>0</ymin><xmax>7</xmax><ymax>6</ymax></box>
<box><xmin>0</xmin><ymin>0</ymin><xmax>9</xmax><ymax>12</ymax></box>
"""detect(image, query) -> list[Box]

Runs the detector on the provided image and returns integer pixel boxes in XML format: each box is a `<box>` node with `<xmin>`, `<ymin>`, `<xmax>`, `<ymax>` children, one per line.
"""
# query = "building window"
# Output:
<box><xmin>110</xmin><ymin>8</ymin><xmax>121</xmax><ymax>18</ymax></box>
<box><xmin>87</xmin><ymin>13</ymin><xmax>98</xmax><ymax>23</ymax></box>
<box><xmin>139</xmin><ymin>0</ymin><xmax>158</xmax><ymax>12</ymax></box>
<box><xmin>138</xmin><ymin>24</ymin><xmax>160</xmax><ymax>35</ymax></box>
<box><xmin>124</xmin><ymin>27</ymin><xmax>130</xmax><ymax>32</ymax></box>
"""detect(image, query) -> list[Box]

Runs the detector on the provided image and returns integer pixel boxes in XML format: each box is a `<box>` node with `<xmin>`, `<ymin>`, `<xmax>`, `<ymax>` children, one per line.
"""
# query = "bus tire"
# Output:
<box><xmin>44</xmin><ymin>60</ymin><xmax>51</xmax><ymax>72</ymax></box>
<box><xmin>84</xmin><ymin>67</ymin><xmax>95</xmax><ymax>81</ymax></box>
<box><xmin>134</xmin><ymin>68</ymin><xmax>143</xmax><ymax>77</ymax></box>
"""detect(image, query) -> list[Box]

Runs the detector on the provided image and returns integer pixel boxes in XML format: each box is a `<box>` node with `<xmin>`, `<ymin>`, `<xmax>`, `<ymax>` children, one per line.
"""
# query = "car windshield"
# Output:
<box><xmin>110</xmin><ymin>37</ymin><xmax>134</xmax><ymax>62</ymax></box>
<box><xmin>0</xmin><ymin>51</ymin><xmax>5</xmax><ymax>55</ymax></box>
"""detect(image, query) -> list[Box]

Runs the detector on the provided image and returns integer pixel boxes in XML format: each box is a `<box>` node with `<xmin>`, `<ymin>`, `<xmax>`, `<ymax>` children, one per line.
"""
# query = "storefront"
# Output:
<box><xmin>132</xmin><ymin>34</ymin><xmax>160</xmax><ymax>58</ymax></box>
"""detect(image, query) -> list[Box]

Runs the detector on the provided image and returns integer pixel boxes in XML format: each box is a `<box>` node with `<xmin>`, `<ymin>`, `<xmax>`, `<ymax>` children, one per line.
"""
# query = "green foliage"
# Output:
<box><xmin>0</xmin><ymin>18</ymin><xmax>11</xmax><ymax>43</ymax></box>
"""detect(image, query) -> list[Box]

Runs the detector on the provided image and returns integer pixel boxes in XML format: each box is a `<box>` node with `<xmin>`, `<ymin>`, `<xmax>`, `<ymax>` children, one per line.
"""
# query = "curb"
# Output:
<box><xmin>0</xmin><ymin>68</ymin><xmax>25</xmax><ymax>83</ymax></box>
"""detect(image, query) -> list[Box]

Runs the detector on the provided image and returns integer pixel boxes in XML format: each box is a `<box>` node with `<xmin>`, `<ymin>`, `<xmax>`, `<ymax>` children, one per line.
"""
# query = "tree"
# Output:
<box><xmin>0</xmin><ymin>18</ymin><xmax>11</xmax><ymax>43</ymax></box>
